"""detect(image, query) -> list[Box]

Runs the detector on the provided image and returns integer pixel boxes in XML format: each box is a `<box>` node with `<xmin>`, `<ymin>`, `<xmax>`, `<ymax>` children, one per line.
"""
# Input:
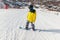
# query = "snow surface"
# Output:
<box><xmin>0</xmin><ymin>8</ymin><xmax>60</xmax><ymax>40</ymax></box>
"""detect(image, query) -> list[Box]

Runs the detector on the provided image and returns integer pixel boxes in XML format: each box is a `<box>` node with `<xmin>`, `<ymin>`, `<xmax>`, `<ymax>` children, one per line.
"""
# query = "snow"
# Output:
<box><xmin>0</xmin><ymin>8</ymin><xmax>60</xmax><ymax>40</ymax></box>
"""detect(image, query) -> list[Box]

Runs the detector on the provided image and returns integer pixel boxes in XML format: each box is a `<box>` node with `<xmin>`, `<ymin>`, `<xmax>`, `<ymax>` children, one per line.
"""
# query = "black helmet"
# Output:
<box><xmin>29</xmin><ymin>4</ymin><xmax>33</xmax><ymax>9</ymax></box>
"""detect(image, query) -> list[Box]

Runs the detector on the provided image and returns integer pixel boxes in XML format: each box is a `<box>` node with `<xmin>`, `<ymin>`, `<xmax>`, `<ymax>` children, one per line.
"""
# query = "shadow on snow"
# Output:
<box><xmin>35</xmin><ymin>29</ymin><xmax>60</xmax><ymax>33</ymax></box>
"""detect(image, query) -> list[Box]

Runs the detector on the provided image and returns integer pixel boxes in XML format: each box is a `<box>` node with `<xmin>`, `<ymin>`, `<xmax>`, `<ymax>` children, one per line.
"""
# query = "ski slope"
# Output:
<box><xmin>0</xmin><ymin>8</ymin><xmax>60</xmax><ymax>40</ymax></box>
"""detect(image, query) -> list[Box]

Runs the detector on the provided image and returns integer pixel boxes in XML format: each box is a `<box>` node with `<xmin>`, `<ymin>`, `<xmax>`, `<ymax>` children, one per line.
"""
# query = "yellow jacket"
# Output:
<box><xmin>27</xmin><ymin>11</ymin><xmax>36</xmax><ymax>23</ymax></box>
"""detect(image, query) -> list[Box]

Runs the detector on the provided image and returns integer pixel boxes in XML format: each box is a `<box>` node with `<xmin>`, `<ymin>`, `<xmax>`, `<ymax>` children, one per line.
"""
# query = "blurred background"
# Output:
<box><xmin>0</xmin><ymin>0</ymin><xmax>60</xmax><ymax>11</ymax></box>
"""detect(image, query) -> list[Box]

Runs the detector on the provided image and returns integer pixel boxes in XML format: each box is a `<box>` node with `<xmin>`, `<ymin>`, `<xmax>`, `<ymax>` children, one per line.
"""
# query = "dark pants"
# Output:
<box><xmin>26</xmin><ymin>21</ymin><xmax>35</xmax><ymax>29</ymax></box>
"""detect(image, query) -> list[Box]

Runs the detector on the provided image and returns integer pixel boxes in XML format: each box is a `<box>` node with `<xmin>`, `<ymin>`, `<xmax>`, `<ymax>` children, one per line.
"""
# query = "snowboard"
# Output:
<box><xmin>19</xmin><ymin>26</ymin><xmax>41</xmax><ymax>32</ymax></box>
<box><xmin>19</xmin><ymin>26</ymin><xmax>31</xmax><ymax>30</ymax></box>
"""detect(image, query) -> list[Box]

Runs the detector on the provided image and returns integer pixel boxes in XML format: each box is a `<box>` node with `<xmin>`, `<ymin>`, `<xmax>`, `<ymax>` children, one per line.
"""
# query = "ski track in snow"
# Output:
<box><xmin>0</xmin><ymin>8</ymin><xmax>60</xmax><ymax>40</ymax></box>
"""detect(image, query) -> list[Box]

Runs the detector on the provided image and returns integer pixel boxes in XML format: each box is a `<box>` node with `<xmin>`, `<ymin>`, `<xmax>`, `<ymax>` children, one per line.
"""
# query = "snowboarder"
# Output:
<box><xmin>25</xmin><ymin>4</ymin><xmax>36</xmax><ymax>31</ymax></box>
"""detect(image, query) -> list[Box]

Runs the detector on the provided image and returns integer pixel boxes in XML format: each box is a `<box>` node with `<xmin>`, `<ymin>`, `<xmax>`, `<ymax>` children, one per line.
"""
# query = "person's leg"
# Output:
<box><xmin>31</xmin><ymin>22</ymin><xmax>35</xmax><ymax>30</ymax></box>
<box><xmin>26</xmin><ymin>21</ymin><xmax>29</xmax><ymax>30</ymax></box>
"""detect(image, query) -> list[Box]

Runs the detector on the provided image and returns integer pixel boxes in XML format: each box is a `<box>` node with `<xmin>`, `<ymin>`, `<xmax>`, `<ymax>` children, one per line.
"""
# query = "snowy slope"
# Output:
<box><xmin>0</xmin><ymin>8</ymin><xmax>60</xmax><ymax>40</ymax></box>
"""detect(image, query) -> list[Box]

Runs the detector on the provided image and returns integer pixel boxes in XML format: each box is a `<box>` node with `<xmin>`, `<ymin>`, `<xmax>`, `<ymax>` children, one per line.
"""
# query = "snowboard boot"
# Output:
<box><xmin>25</xmin><ymin>27</ymin><xmax>29</xmax><ymax>30</ymax></box>
<box><xmin>25</xmin><ymin>21</ymin><xmax>29</xmax><ymax>30</ymax></box>
<box><xmin>32</xmin><ymin>26</ymin><xmax>35</xmax><ymax>31</ymax></box>
<box><xmin>31</xmin><ymin>23</ymin><xmax>35</xmax><ymax>31</ymax></box>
